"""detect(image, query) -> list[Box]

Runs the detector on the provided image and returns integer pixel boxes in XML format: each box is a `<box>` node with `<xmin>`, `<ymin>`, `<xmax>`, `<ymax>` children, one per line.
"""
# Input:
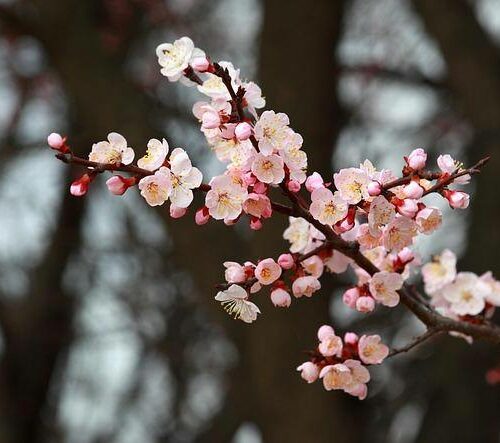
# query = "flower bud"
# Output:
<box><xmin>250</xmin><ymin>217</ymin><xmax>263</xmax><ymax>230</ymax></box>
<box><xmin>70</xmin><ymin>174</ymin><xmax>91</xmax><ymax>197</ymax></box>
<box><xmin>407</xmin><ymin>148</ymin><xmax>427</xmax><ymax>170</ymax></box>
<box><xmin>170</xmin><ymin>205</ymin><xmax>187</xmax><ymax>218</ymax></box>
<box><xmin>443</xmin><ymin>190</ymin><xmax>470</xmax><ymax>209</ymax></box>
<box><xmin>201</xmin><ymin>110</ymin><xmax>220</xmax><ymax>129</ymax></box>
<box><xmin>270</xmin><ymin>288</ymin><xmax>291</xmax><ymax>307</ymax></box>
<box><xmin>403</xmin><ymin>181</ymin><xmax>424</xmax><ymax>199</ymax></box>
<box><xmin>397</xmin><ymin>199</ymin><xmax>419</xmax><ymax>218</ymax></box>
<box><xmin>317</xmin><ymin>325</ymin><xmax>335</xmax><ymax>341</ymax></box>
<box><xmin>397</xmin><ymin>247</ymin><xmax>414</xmax><ymax>264</ymax></box>
<box><xmin>367</xmin><ymin>181</ymin><xmax>382</xmax><ymax>196</ymax></box>
<box><xmin>342</xmin><ymin>287</ymin><xmax>360</xmax><ymax>308</ymax></box>
<box><xmin>195</xmin><ymin>206</ymin><xmax>210</xmax><ymax>225</ymax></box>
<box><xmin>106</xmin><ymin>175</ymin><xmax>135</xmax><ymax>196</ymax></box>
<box><xmin>47</xmin><ymin>132</ymin><xmax>64</xmax><ymax>149</ymax></box>
<box><xmin>191</xmin><ymin>56</ymin><xmax>210</xmax><ymax>72</ymax></box>
<box><xmin>253</xmin><ymin>181</ymin><xmax>267</xmax><ymax>194</ymax></box>
<box><xmin>344</xmin><ymin>332</ymin><xmax>359</xmax><ymax>345</ymax></box>
<box><xmin>278</xmin><ymin>253</ymin><xmax>295</xmax><ymax>270</ymax></box>
<box><xmin>305</xmin><ymin>172</ymin><xmax>324</xmax><ymax>192</ymax></box>
<box><xmin>296</xmin><ymin>362</ymin><xmax>319</xmax><ymax>383</ymax></box>
<box><xmin>235</xmin><ymin>122</ymin><xmax>253</xmax><ymax>141</ymax></box>
<box><xmin>356</xmin><ymin>296</ymin><xmax>375</xmax><ymax>313</ymax></box>
<box><xmin>287</xmin><ymin>180</ymin><xmax>301</xmax><ymax>193</ymax></box>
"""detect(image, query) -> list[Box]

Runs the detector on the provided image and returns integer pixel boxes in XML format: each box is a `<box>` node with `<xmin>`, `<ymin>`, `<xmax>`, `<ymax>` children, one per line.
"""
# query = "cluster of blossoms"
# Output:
<box><xmin>296</xmin><ymin>325</ymin><xmax>388</xmax><ymax>399</ymax></box>
<box><xmin>423</xmin><ymin>250</ymin><xmax>500</xmax><ymax>321</ymax></box>
<box><xmin>48</xmin><ymin>36</ymin><xmax>499</xmax><ymax>400</ymax></box>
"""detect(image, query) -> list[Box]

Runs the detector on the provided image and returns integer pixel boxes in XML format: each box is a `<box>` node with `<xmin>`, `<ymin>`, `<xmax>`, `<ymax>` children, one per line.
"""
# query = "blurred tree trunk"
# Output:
<box><xmin>410</xmin><ymin>1</ymin><xmax>500</xmax><ymax>441</ymax></box>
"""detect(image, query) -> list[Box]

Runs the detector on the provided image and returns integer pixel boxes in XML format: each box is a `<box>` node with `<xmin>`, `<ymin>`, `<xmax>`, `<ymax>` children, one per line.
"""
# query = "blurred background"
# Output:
<box><xmin>0</xmin><ymin>0</ymin><xmax>499</xmax><ymax>442</ymax></box>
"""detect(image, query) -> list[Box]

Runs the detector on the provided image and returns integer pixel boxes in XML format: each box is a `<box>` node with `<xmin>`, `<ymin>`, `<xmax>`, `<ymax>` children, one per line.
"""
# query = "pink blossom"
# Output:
<box><xmin>317</xmin><ymin>325</ymin><xmax>335</xmax><ymax>341</ymax></box>
<box><xmin>301</xmin><ymin>255</ymin><xmax>325</xmax><ymax>278</ymax></box>
<box><xmin>253</xmin><ymin>110</ymin><xmax>291</xmax><ymax>154</ymax></box>
<box><xmin>358</xmin><ymin>334</ymin><xmax>389</xmax><ymax>364</ymax></box>
<box><xmin>297</xmin><ymin>362</ymin><xmax>320</xmax><ymax>383</ymax></box>
<box><xmin>255</xmin><ymin>258</ymin><xmax>282</xmax><ymax>285</ymax></box>
<box><xmin>397</xmin><ymin>247</ymin><xmax>414</xmax><ymax>264</ymax></box>
<box><xmin>416</xmin><ymin>207</ymin><xmax>442</xmax><ymax>234</ymax></box>
<box><xmin>333</xmin><ymin>168</ymin><xmax>370</xmax><ymax>204</ymax></box>
<box><xmin>367</xmin><ymin>181</ymin><xmax>382</xmax><ymax>196</ymax></box>
<box><xmin>382</xmin><ymin>216</ymin><xmax>418</xmax><ymax>252</ymax></box>
<box><xmin>369</xmin><ymin>271</ymin><xmax>404</xmax><ymax>307</ymax></box>
<box><xmin>106</xmin><ymin>175</ymin><xmax>135</xmax><ymax>195</ymax></box>
<box><xmin>342</xmin><ymin>287</ymin><xmax>360</xmax><ymax>309</ymax></box>
<box><xmin>368</xmin><ymin>195</ymin><xmax>396</xmax><ymax>236</ymax></box>
<box><xmin>138</xmin><ymin>167</ymin><xmax>172</xmax><ymax>206</ymax></box>
<box><xmin>243</xmin><ymin>193</ymin><xmax>272</xmax><ymax>218</ymax></box>
<box><xmin>278</xmin><ymin>253</ymin><xmax>295</xmax><ymax>270</ymax></box>
<box><xmin>235</xmin><ymin>122</ymin><xmax>253</xmax><ymax>141</ymax></box>
<box><xmin>325</xmin><ymin>250</ymin><xmax>351</xmax><ymax>274</ymax></box>
<box><xmin>437</xmin><ymin>154</ymin><xmax>456</xmax><ymax>174</ymax></box>
<box><xmin>318</xmin><ymin>335</ymin><xmax>343</xmax><ymax>357</ymax></box>
<box><xmin>251</xmin><ymin>153</ymin><xmax>285</xmax><ymax>184</ymax></box>
<box><xmin>403</xmin><ymin>181</ymin><xmax>424</xmax><ymax>199</ymax></box>
<box><xmin>292</xmin><ymin>276</ymin><xmax>321</xmax><ymax>298</ymax></box>
<box><xmin>406</xmin><ymin>148</ymin><xmax>427</xmax><ymax>170</ymax></box>
<box><xmin>356</xmin><ymin>296</ymin><xmax>375</xmax><ymax>313</ymax></box>
<box><xmin>305</xmin><ymin>172</ymin><xmax>324</xmax><ymax>192</ymax></box>
<box><xmin>270</xmin><ymin>288</ymin><xmax>291</xmax><ymax>307</ymax></box>
<box><xmin>320</xmin><ymin>364</ymin><xmax>352</xmax><ymax>391</ymax></box>
<box><xmin>443</xmin><ymin>190</ymin><xmax>470</xmax><ymax>209</ymax></box>
<box><xmin>310</xmin><ymin>187</ymin><xmax>348</xmax><ymax>226</ymax></box>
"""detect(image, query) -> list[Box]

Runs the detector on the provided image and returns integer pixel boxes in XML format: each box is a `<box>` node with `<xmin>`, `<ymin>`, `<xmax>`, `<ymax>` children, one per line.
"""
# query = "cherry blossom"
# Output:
<box><xmin>310</xmin><ymin>187</ymin><xmax>348</xmax><ymax>226</ymax></box>
<box><xmin>440</xmin><ymin>272</ymin><xmax>489</xmax><ymax>316</ymax></box>
<box><xmin>206</xmin><ymin>175</ymin><xmax>248</xmax><ymax>220</ymax></box>
<box><xmin>138</xmin><ymin>167</ymin><xmax>172</xmax><ymax>206</ymax></box>
<box><xmin>89</xmin><ymin>132</ymin><xmax>134</xmax><ymax>165</ymax></box>
<box><xmin>253</xmin><ymin>110</ymin><xmax>291</xmax><ymax>155</ymax></box>
<box><xmin>333</xmin><ymin>168</ymin><xmax>370</xmax><ymax>204</ymax></box>
<box><xmin>416</xmin><ymin>207</ymin><xmax>442</xmax><ymax>234</ymax></box>
<box><xmin>292</xmin><ymin>276</ymin><xmax>321</xmax><ymax>298</ymax></box>
<box><xmin>422</xmin><ymin>249</ymin><xmax>457</xmax><ymax>294</ymax></box>
<box><xmin>156</xmin><ymin>36</ymin><xmax>205</xmax><ymax>82</ymax></box>
<box><xmin>270</xmin><ymin>288</ymin><xmax>292</xmax><ymax>307</ymax></box>
<box><xmin>137</xmin><ymin>138</ymin><xmax>168</xmax><ymax>171</ymax></box>
<box><xmin>255</xmin><ymin>258</ymin><xmax>282</xmax><ymax>285</ymax></box>
<box><xmin>358</xmin><ymin>334</ymin><xmax>389</xmax><ymax>364</ymax></box>
<box><xmin>369</xmin><ymin>271</ymin><xmax>404</xmax><ymax>307</ymax></box>
<box><xmin>297</xmin><ymin>362</ymin><xmax>320</xmax><ymax>383</ymax></box>
<box><xmin>251</xmin><ymin>153</ymin><xmax>285</xmax><ymax>184</ymax></box>
<box><xmin>214</xmin><ymin>284</ymin><xmax>260</xmax><ymax>323</ymax></box>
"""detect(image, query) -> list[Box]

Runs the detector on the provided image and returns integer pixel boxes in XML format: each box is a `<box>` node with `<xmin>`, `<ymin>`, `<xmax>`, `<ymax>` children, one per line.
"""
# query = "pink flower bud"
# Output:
<box><xmin>106</xmin><ymin>175</ymin><xmax>135</xmax><ymax>196</ymax></box>
<box><xmin>305</xmin><ymin>172</ymin><xmax>324</xmax><ymax>192</ymax></box>
<box><xmin>397</xmin><ymin>199</ymin><xmax>419</xmax><ymax>218</ymax></box>
<box><xmin>397</xmin><ymin>247</ymin><xmax>414</xmax><ymax>264</ymax></box>
<box><xmin>367</xmin><ymin>181</ymin><xmax>382</xmax><ymax>196</ymax></box>
<box><xmin>235</xmin><ymin>122</ymin><xmax>253</xmax><ymax>141</ymax></box>
<box><xmin>356</xmin><ymin>296</ymin><xmax>375</xmax><ymax>313</ymax></box>
<box><xmin>407</xmin><ymin>148</ymin><xmax>427</xmax><ymax>170</ymax></box>
<box><xmin>195</xmin><ymin>207</ymin><xmax>210</xmax><ymax>225</ymax></box>
<box><xmin>201</xmin><ymin>110</ymin><xmax>221</xmax><ymax>129</ymax></box>
<box><xmin>191</xmin><ymin>56</ymin><xmax>210</xmax><ymax>72</ymax></box>
<box><xmin>250</xmin><ymin>217</ymin><xmax>263</xmax><ymax>230</ymax></box>
<box><xmin>253</xmin><ymin>181</ymin><xmax>267</xmax><ymax>194</ymax></box>
<box><xmin>170</xmin><ymin>205</ymin><xmax>187</xmax><ymax>218</ymax></box>
<box><xmin>270</xmin><ymin>288</ymin><xmax>291</xmax><ymax>307</ymax></box>
<box><xmin>47</xmin><ymin>132</ymin><xmax>64</xmax><ymax>149</ymax></box>
<box><xmin>297</xmin><ymin>362</ymin><xmax>319</xmax><ymax>383</ymax></box>
<box><xmin>278</xmin><ymin>253</ymin><xmax>295</xmax><ymax>270</ymax></box>
<box><xmin>344</xmin><ymin>332</ymin><xmax>359</xmax><ymax>345</ymax></box>
<box><xmin>403</xmin><ymin>181</ymin><xmax>424</xmax><ymax>199</ymax></box>
<box><xmin>443</xmin><ymin>190</ymin><xmax>470</xmax><ymax>209</ymax></box>
<box><xmin>243</xmin><ymin>172</ymin><xmax>257</xmax><ymax>186</ymax></box>
<box><xmin>70</xmin><ymin>174</ymin><xmax>91</xmax><ymax>197</ymax></box>
<box><xmin>317</xmin><ymin>325</ymin><xmax>335</xmax><ymax>341</ymax></box>
<box><xmin>342</xmin><ymin>287</ymin><xmax>360</xmax><ymax>309</ymax></box>
<box><xmin>287</xmin><ymin>180</ymin><xmax>301</xmax><ymax>193</ymax></box>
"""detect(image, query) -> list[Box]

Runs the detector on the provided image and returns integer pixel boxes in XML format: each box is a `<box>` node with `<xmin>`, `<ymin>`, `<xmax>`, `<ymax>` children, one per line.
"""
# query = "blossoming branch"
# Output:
<box><xmin>47</xmin><ymin>36</ymin><xmax>500</xmax><ymax>400</ymax></box>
